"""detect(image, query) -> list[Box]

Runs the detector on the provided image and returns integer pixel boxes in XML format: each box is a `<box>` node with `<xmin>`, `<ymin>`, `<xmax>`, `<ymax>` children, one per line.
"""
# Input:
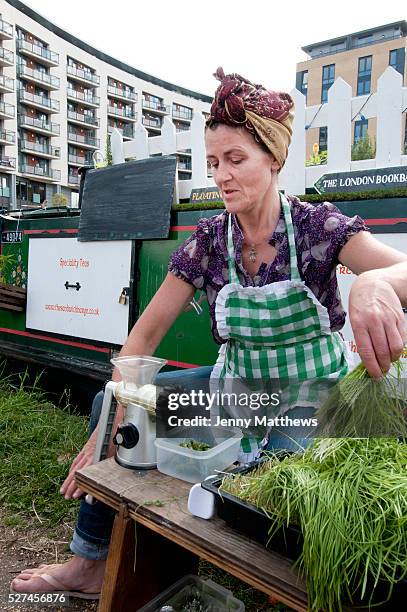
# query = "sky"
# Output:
<box><xmin>18</xmin><ymin>0</ymin><xmax>407</xmax><ymax>96</ymax></box>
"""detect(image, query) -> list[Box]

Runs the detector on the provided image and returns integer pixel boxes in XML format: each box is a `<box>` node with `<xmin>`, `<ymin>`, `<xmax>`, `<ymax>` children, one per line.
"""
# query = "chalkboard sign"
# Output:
<box><xmin>78</xmin><ymin>156</ymin><xmax>177</xmax><ymax>241</ymax></box>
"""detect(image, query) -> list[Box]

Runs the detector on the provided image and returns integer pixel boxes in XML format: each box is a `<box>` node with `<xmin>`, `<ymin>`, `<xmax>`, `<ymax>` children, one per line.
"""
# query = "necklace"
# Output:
<box><xmin>248</xmin><ymin>244</ymin><xmax>257</xmax><ymax>263</ymax></box>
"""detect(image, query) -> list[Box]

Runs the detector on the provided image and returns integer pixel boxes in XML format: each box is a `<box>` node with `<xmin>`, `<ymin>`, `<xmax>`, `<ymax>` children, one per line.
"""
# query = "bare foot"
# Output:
<box><xmin>11</xmin><ymin>555</ymin><xmax>105</xmax><ymax>596</ymax></box>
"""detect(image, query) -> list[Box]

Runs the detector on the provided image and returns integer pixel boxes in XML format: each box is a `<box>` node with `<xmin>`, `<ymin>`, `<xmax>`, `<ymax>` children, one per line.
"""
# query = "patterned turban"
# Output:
<box><xmin>207</xmin><ymin>67</ymin><xmax>295</xmax><ymax>169</ymax></box>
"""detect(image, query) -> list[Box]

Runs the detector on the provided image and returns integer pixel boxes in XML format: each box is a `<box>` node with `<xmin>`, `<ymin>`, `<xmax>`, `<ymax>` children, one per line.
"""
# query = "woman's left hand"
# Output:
<box><xmin>348</xmin><ymin>271</ymin><xmax>406</xmax><ymax>378</ymax></box>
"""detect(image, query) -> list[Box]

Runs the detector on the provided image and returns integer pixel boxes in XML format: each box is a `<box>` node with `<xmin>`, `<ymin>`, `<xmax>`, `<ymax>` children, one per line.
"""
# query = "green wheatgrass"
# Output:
<box><xmin>220</xmin><ymin>363</ymin><xmax>407</xmax><ymax>611</ymax></box>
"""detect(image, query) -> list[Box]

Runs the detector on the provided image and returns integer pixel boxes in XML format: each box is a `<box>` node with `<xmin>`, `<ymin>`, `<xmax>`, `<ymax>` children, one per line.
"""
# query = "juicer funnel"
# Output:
<box><xmin>111</xmin><ymin>355</ymin><xmax>167</xmax><ymax>390</ymax></box>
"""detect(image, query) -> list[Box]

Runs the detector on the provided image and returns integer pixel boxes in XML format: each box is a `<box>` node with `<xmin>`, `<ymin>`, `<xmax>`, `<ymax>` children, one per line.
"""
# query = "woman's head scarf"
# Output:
<box><xmin>207</xmin><ymin>67</ymin><xmax>295</xmax><ymax>168</ymax></box>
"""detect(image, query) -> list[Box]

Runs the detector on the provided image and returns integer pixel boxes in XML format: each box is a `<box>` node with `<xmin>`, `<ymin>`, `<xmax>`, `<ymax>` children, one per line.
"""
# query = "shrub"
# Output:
<box><xmin>351</xmin><ymin>133</ymin><xmax>376</xmax><ymax>161</ymax></box>
<box><xmin>305</xmin><ymin>150</ymin><xmax>328</xmax><ymax>167</ymax></box>
<box><xmin>51</xmin><ymin>193</ymin><xmax>69</xmax><ymax>207</ymax></box>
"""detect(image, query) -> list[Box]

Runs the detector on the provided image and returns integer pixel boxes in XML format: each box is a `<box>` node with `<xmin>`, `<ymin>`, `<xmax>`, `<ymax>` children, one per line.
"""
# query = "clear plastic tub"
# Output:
<box><xmin>155</xmin><ymin>427</ymin><xmax>243</xmax><ymax>483</ymax></box>
<box><xmin>137</xmin><ymin>574</ymin><xmax>245</xmax><ymax>611</ymax></box>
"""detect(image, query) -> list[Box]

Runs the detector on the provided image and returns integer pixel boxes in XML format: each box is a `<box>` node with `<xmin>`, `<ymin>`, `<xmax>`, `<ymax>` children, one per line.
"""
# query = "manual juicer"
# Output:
<box><xmin>91</xmin><ymin>355</ymin><xmax>168</xmax><ymax>472</ymax></box>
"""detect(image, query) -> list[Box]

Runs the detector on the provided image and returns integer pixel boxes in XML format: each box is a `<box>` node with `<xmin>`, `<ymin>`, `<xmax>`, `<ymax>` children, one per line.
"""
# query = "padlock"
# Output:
<box><xmin>118</xmin><ymin>291</ymin><xmax>127</xmax><ymax>305</ymax></box>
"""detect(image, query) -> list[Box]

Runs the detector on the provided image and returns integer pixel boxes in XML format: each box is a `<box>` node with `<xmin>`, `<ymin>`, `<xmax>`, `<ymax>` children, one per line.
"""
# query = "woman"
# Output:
<box><xmin>11</xmin><ymin>68</ymin><xmax>407</xmax><ymax>597</ymax></box>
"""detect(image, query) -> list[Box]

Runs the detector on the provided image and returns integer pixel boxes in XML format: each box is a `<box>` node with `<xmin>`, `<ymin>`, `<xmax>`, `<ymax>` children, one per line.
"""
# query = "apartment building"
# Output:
<box><xmin>296</xmin><ymin>21</ymin><xmax>407</xmax><ymax>161</ymax></box>
<box><xmin>0</xmin><ymin>0</ymin><xmax>212</xmax><ymax>209</ymax></box>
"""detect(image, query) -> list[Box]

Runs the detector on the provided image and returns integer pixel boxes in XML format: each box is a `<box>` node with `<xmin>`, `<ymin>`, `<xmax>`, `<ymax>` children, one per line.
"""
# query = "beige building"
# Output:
<box><xmin>0</xmin><ymin>0</ymin><xmax>212</xmax><ymax>210</ymax></box>
<box><xmin>296</xmin><ymin>21</ymin><xmax>407</xmax><ymax>161</ymax></box>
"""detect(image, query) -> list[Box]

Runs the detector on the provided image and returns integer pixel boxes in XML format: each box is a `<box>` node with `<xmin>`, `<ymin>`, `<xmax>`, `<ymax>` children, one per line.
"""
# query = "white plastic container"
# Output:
<box><xmin>155</xmin><ymin>428</ymin><xmax>243</xmax><ymax>483</ymax></box>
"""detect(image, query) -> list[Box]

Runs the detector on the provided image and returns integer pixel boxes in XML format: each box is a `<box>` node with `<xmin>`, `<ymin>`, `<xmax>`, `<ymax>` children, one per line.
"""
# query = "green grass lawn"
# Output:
<box><xmin>0</xmin><ymin>373</ymin><xmax>288</xmax><ymax>611</ymax></box>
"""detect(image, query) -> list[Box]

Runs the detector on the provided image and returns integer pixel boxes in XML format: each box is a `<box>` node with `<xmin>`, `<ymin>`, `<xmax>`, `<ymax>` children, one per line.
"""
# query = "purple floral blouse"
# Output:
<box><xmin>168</xmin><ymin>197</ymin><xmax>367</xmax><ymax>345</ymax></box>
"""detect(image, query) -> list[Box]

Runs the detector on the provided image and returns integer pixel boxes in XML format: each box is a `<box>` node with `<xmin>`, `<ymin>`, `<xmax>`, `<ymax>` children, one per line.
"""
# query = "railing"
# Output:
<box><xmin>108</xmin><ymin>124</ymin><xmax>134</xmax><ymax>138</ymax></box>
<box><xmin>0</xmin><ymin>19</ymin><xmax>13</xmax><ymax>37</ymax></box>
<box><xmin>0</xmin><ymin>129</ymin><xmax>15</xmax><ymax>144</ymax></box>
<box><xmin>19</xmin><ymin>115</ymin><xmax>60</xmax><ymax>135</ymax></box>
<box><xmin>0</xmin><ymin>101</ymin><xmax>15</xmax><ymax>117</ymax></box>
<box><xmin>142</xmin><ymin>98</ymin><xmax>170</xmax><ymax>113</ymax></box>
<box><xmin>68</xmin><ymin>153</ymin><xmax>93</xmax><ymax>165</ymax></box>
<box><xmin>20</xmin><ymin>164</ymin><xmax>61</xmax><ymax>180</ymax></box>
<box><xmin>178</xmin><ymin>159</ymin><xmax>192</xmax><ymax>171</ymax></box>
<box><xmin>0</xmin><ymin>75</ymin><xmax>14</xmax><ymax>90</ymax></box>
<box><xmin>107</xmin><ymin>85</ymin><xmax>137</xmax><ymax>100</ymax></box>
<box><xmin>0</xmin><ymin>47</ymin><xmax>14</xmax><ymax>64</ymax></box>
<box><xmin>67</xmin><ymin>110</ymin><xmax>99</xmax><ymax>126</ymax></box>
<box><xmin>67</xmin><ymin>65</ymin><xmax>99</xmax><ymax>85</ymax></box>
<box><xmin>20</xmin><ymin>141</ymin><xmax>60</xmax><ymax>157</ymax></box>
<box><xmin>17</xmin><ymin>39</ymin><xmax>59</xmax><ymax>64</ymax></box>
<box><xmin>68</xmin><ymin>173</ymin><xmax>80</xmax><ymax>185</ymax></box>
<box><xmin>306</xmin><ymin>33</ymin><xmax>404</xmax><ymax>59</ymax></box>
<box><xmin>18</xmin><ymin>89</ymin><xmax>60</xmax><ymax>111</ymax></box>
<box><xmin>67</xmin><ymin>88</ymin><xmax>100</xmax><ymax>105</ymax></box>
<box><xmin>0</xmin><ymin>156</ymin><xmax>16</xmax><ymax>169</ymax></box>
<box><xmin>18</xmin><ymin>64</ymin><xmax>60</xmax><ymax>88</ymax></box>
<box><xmin>173</xmin><ymin>108</ymin><xmax>193</xmax><ymax>121</ymax></box>
<box><xmin>0</xmin><ymin>187</ymin><xmax>11</xmax><ymax>198</ymax></box>
<box><xmin>142</xmin><ymin>117</ymin><xmax>161</xmax><ymax>128</ymax></box>
<box><xmin>67</xmin><ymin>132</ymin><xmax>100</xmax><ymax>147</ymax></box>
<box><xmin>108</xmin><ymin>105</ymin><xmax>136</xmax><ymax>119</ymax></box>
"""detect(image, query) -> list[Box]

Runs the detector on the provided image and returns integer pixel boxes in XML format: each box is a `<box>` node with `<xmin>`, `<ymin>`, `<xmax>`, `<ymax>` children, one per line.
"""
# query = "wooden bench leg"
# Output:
<box><xmin>98</xmin><ymin>505</ymin><xmax>199</xmax><ymax>612</ymax></box>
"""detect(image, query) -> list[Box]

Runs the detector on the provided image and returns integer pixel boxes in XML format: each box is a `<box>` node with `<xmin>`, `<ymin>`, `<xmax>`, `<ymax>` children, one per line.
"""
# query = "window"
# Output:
<box><xmin>354</xmin><ymin>118</ymin><xmax>368</xmax><ymax>143</ymax></box>
<box><xmin>319</xmin><ymin>127</ymin><xmax>328</xmax><ymax>152</ymax></box>
<box><xmin>389</xmin><ymin>48</ymin><xmax>405</xmax><ymax>79</ymax></box>
<box><xmin>357</xmin><ymin>56</ymin><xmax>372</xmax><ymax>96</ymax></box>
<box><xmin>296</xmin><ymin>70</ymin><xmax>308</xmax><ymax>98</ymax></box>
<box><xmin>321</xmin><ymin>64</ymin><xmax>335</xmax><ymax>102</ymax></box>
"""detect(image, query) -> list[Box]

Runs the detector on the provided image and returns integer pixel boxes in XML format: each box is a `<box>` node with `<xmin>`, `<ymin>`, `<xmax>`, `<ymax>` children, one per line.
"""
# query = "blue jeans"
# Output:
<box><xmin>70</xmin><ymin>366</ymin><xmax>214</xmax><ymax>560</ymax></box>
<box><xmin>70</xmin><ymin>367</ymin><xmax>312</xmax><ymax>559</ymax></box>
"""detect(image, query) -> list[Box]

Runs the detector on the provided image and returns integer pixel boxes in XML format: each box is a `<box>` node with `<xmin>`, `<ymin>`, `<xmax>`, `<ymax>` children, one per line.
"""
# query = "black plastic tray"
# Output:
<box><xmin>201</xmin><ymin>458</ymin><xmax>302</xmax><ymax>559</ymax></box>
<box><xmin>201</xmin><ymin>459</ymin><xmax>407</xmax><ymax>609</ymax></box>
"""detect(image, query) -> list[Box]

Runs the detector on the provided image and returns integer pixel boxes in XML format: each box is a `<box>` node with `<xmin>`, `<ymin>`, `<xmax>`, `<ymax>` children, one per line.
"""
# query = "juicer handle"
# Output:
<box><xmin>85</xmin><ymin>381</ymin><xmax>118</xmax><ymax>505</ymax></box>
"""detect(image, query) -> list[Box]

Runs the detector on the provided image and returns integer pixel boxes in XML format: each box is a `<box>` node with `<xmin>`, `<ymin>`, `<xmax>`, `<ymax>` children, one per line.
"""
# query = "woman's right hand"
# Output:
<box><xmin>59</xmin><ymin>431</ymin><xmax>98</xmax><ymax>500</ymax></box>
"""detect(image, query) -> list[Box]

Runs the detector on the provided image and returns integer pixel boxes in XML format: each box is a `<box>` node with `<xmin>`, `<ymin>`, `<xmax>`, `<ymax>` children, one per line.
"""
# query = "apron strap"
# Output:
<box><xmin>227</xmin><ymin>213</ymin><xmax>240</xmax><ymax>284</ymax></box>
<box><xmin>280</xmin><ymin>193</ymin><xmax>301</xmax><ymax>281</ymax></box>
<box><xmin>226</xmin><ymin>193</ymin><xmax>301</xmax><ymax>283</ymax></box>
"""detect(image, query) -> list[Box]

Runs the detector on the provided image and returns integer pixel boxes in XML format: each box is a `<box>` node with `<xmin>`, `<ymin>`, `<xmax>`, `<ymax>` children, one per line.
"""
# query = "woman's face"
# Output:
<box><xmin>205</xmin><ymin>124</ymin><xmax>279</xmax><ymax>214</ymax></box>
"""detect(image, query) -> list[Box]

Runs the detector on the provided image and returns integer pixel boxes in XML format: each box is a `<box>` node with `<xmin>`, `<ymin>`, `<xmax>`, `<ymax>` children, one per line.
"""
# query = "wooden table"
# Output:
<box><xmin>76</xmin><ymin>458</ymin><xmax>309</xmax><ymax>612</ymax></box>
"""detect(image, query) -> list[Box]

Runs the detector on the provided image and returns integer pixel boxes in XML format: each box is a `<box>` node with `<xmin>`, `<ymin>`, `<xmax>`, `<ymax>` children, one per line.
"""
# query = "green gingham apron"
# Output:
<box><xmin>210</xmin><ymin>193</ymin><xmax>349</xmax><ymax>462</ymax></box>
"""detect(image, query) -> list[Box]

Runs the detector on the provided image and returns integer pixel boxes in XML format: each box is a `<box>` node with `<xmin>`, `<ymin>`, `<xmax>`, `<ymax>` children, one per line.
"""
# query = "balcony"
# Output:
<box><xmin>18</xmin><ymin>64</ymin><xmax>60</xmax><ymax>90</ymax></box>
<box><xmin>67</xmin><ymin>132</ymin><xmax>100</xmax><ymax>149</ymax></box>
<box><xmin>0</xmin><ymin>19</ymin><xmax>13</xmax><ymax>40</ymax></box>
<box><xmin>67</xmin><ymin>110</ymin><xmax>99</xmax><ymax>128</ymax></box>
<box><xmin>17</xmin><ymin>39</ymin><xmax>59</xmax><ymax>67</ymax></box>
<box><xmin>68</xmin><ymin>153</ymin><xmax>93</xmax><ymax>166</ymax></box>
<box><xmin>0</xmin><ymin>156</ymin><xmax>16</xmax><ymax>171</ymax></box>
<box><xmin>107</xmin><ymin>105</ymin><xmax>136</xmax><ymax>121</ymax></box>
<box><xmin>67</xmin><ymin>65</ymin><xmax>99</xmax><ymax>85</ymax></box>
<box><xmin>142</xmin><ymin>98</ymin><xmax>170</xmax><ymax>114</ymax></box>
<box><xmin>178</xmin><ymin>159</ymin><xmax>192</xmax><ymax>172</ymax></box>
<box><xmin>20</xmin><ymin>164</ymin><xmax>61</xmax><ymax>182</ymax></box>
<box><xmin>0</xmin><ymin>47</ymin><xmax>14</xmax><ymax>67</ymax></box>
<box><xmin>20</xmin><ymin>140</ymin><xmax>60</xmax><ymax>159</ymax></box>
<box><xmin>68</xmin><ymin>173</ymin><xmax>81</xmax><ymax>186</ymax></box>
<box><xmin>107</xmin><ymin>85</ymin><xmax>137</xmax><ymax>102</ymax></box>
<box><xmin>18</xmin><ymin>90</ymin><xmax>60</xmax><ymax>113</ymax></box>
<box><xmin>67</xmin><ymin>88</ymin><xmax>100</xmax><ymax>107</ymax></box>
<box><xmin>0</xmin><ymin>101</ymin><xmax>15</xmax><ymax>119</ymax></box>
<box><xmin>172</xmin><ymin>108</ymin><xmax>193</xmax><ymax>122</ymax></box>
<box><xmin>0</xmin><ymin>187</ymin><xmax>11</xmax><ymax>206</ymax></box>
<box><xmin>0</xmin><ymin>75</ymin><xmax>14</xmax><ymax>93</ymax></box>
<box><xmin>108</xmin><ymin>124</ymin><xmax>134</xmax><ymax>140</ymax></box>
<box><xmin>19</xmin><ymin>114</ymin><xmax>60</xmax><ymax>136</ymax></box>
<box><xmin>142</xmin><ymin>116</ymin><xmax>162</xmax><ymax>130</ymax></box>
<box><xmin>0</xmin><ymin>129</ymin><xmax>16</xmax><ymax>145</ymax></box>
